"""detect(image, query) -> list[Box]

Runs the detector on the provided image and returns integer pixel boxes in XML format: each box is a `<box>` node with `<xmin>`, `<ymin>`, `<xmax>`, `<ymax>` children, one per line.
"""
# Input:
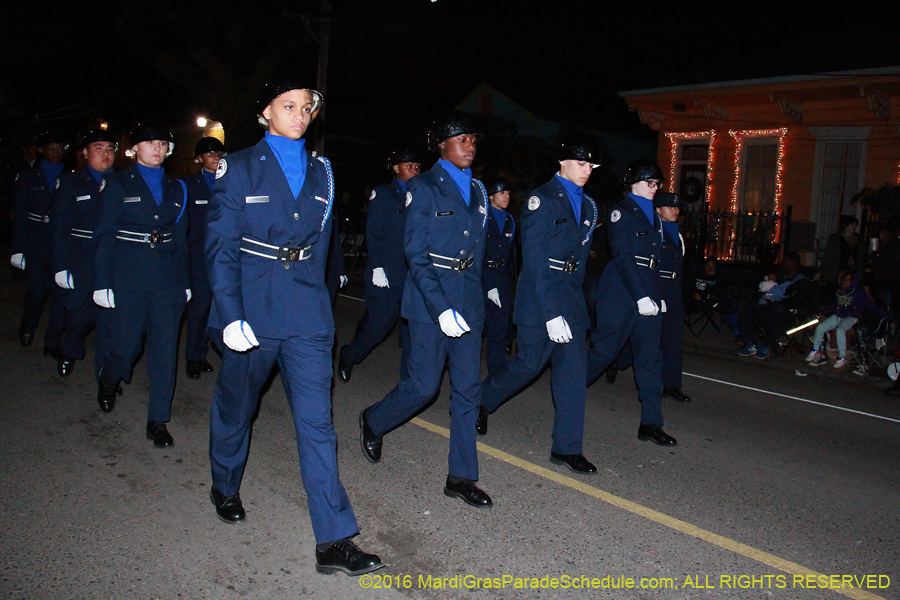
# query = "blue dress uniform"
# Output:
<box><xmin>93</xmin><ymin>163</ymin><xmax>190</xmax><ymax>422</ymax></box>
<box><xmin>480</xmin><ymin>175</ymin><xmax>597</xmax><ymax>456</ymax></box>
<box><xmin>364</xmin><ymin>161</ymin><xmax>489</xmax><ymax>482</ymax></box>
<box><xmin>481</xmin><ymin>206</ymin><xmax>516</xmax><ymax>375</ymax></box>
<box><xmin>205</xmin><ymin>136</ymin><xmax>359</xmax><ymax>545</ymax></box>
<box><xmin>50</xmin><ymin>168</ymin><xmax>109</xmax><ymax>375</ymax></box>
<box><xmin>184</xmin><ymin>170</ymin><xmax>214</xmax><ymax>366</ymax></box>
<box><xmin>341</xmin><ymin>178</ymin><xmax>410</xmax><ymax>378</ymax></box>
<box><xmin>12</xmin><ymin>164</ymin><xmax>68</xmax><ymax>349</ymax></box>
<box><xmin>586</xmin><ymin>194</ymin><xmax>665</xmax><ymax>426</ymax></box>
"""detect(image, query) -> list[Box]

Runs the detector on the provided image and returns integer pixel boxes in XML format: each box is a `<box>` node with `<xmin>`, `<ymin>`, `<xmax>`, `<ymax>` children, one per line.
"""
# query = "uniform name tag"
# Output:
<box><xmin>435</xmin><ymin>210</ymin><xmax>454</xmax><ymax>217</ymax></box>
<box><xmin>636</xmin><ymin>231</ymin><xmax>647</xmax><ymax>236</ymax></box>
<box><xmin>76</xmin><ymin>195</ymin><xmax>91</xmax><ymax>201</ymax></box>
<box><xmin>195</xmin><ymin>200</ymin><xmax>208</xmax><ymax>205</ymax></box>
<box><xmin>246</xmin><ymin>196</ymin><xmax>269</xmax><ymax>204</ymax></box>
<box><xmin>555</xmin><ymin>218</ymin><xmax>567</xmax><ymax>224</ymax></box>
<box><xmin>123</xmin><ymin>197</ymin><xmax>141</xmax><ymax>203</ymax></box>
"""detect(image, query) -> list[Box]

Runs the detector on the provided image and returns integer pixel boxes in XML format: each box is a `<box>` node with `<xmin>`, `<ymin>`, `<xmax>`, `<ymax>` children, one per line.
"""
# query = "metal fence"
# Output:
<box><xmin>681</xmin><ymin>206</ymin><xmax>793</xmax><ymax>265</ymax></box>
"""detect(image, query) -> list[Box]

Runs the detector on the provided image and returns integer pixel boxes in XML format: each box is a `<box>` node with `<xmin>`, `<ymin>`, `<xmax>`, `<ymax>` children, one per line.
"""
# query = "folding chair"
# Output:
<box><xmin>685</xmin><ymin>303</ymin><xmax>722</xmax><ymax>337</ymax></box>
<box><xmin>851</xmin><ymin>317</ymin><xmax>890</xmax><ymax>377</ymax></box>
<box><xmin>774</xmin><ymin>309</ymin><xmax>815</xmax><ymax>357</ymax></box>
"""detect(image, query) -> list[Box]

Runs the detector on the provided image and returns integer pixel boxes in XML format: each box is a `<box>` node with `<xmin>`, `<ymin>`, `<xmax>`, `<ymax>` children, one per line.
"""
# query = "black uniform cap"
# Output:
<box><xmin>389</xmin><ymin>148</ymin><xmax>420</xmax><ymax>168</ymax></box>
<box><xmin>428</xmin><ymin>112</ymin><xmax>480</xmax><ymax>147</ymax></box>
<box><xmin>131</xmin><ymin>124</ymin><xmax>174</xmax><ymax>146</ymax></box>
<box><xmin>257</xmin><ymin>76</ymin><xmax>324</xmax><ymax>115</ymax></box>
<box><xmin>83</xmin><ymin>130</ymin><xmax>118</xmax><ymax>149</ymax></box>
<box><xmin>484</xmin><ymin>175</ymin><xmax>512</xmax><ymax>197</ymax></box>
<box><xmin>623</xmin><ymin>159</ymin><xmax>664</xmax><ymax>186</ymax></box>
<box><xmin>39</xmin><ymin>131</ymin><xmax>68</xmax><ymax>146</ymax></box>
<box><xmin>194</xmin><ymin>137</ymin><xmax>226</xmax><ymax>157</ymax></box>
<box><xmin>653</xmin><ymin>192</ymin><xmax>682</xmax><ymax>209</ymax></box>
<box><xmin>559</xmin><ymin>136</ymin><xmax>600</xmax><ymax>165</ymax></box>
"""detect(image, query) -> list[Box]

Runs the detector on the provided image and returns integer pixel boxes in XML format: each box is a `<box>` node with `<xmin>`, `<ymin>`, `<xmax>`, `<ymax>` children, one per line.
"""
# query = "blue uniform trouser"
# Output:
<box><xmin>343</xmin><ymin>283</ymin><xmax>410</xmax><ymax>379</ymax></box>
<box><xmin>587</xmin><ymin>302</ymin><xmax>664</xmax><ymax>426</ymax></box>
<box><xmin>94</xmin><ymin>307</ymin><xmax>111</xmax><ymax>381</ymax></box>
<box><xmin>185</xmin><ymin>278</ymin><xmax>212</xmax><ymax>362</ymax></box>
<box><xmin>483</xmin><ymin>294</ymin><xmax>513</xmax><ymax>375</ymax></box>
<box><xmin>366</xmin><ymin>319</ymin><xmax>484</xmax><ymax>481</ymax></box>
<box><xmin>101</xmin><ymin>288</ymin><xmax>183</xmax><ymax>422</ymax></box>
<box><xmin>481</xmin><ymin>325</ymin><xmax>586</xmax><ymax>455</ymax></box>
<box><xmin>208</xmin><ymin>328</ymin><xmax>359</xmax><ymax>545</ymax></box>
<box><xmin>59</xmin><ymin>286</ymin><xmax>95</xmax><ymax>361</ymax></box>
<box><xmin>613</xmin><ymin>298</ymin><xmax>684</xmax><ymax>389</ymax></box>
<box><xmin>21</xmin><ymin>250</ymin><xmax>66</xmax><ymax>348</ymax></box>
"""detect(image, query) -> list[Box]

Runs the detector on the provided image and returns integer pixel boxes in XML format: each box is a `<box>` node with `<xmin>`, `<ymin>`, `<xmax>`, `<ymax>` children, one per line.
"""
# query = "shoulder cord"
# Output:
<box><xmin>175</xmin><ymin>179</ymin><xmax>188</xmax><ymax>224</ymax></box>
<box><xmin>582</xmin><ymin>195</ymin><xmax>598</xmax><ymax>245</ymax></box>
<box><xmin>474</xmin><ymin>178</ymin><xmax>489</xmax><ymax>231</ymax></box>
<box><xmin>316</xmin><ymin>156</ymin><xmax>335</xmax><ymax>233</ymax></box>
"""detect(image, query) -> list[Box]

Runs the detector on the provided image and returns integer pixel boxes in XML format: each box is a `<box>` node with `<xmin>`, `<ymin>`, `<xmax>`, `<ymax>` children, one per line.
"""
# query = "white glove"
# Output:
<box><xmin>661</xmin><ymin>299</ymin><xmax>667</xmax><ymax>313</ymax></box>
<box><xmin>340</xmin><ymin>275</ymin><xmax>348</xmax><ymax>288</ymax></box>
<box><xmin>487</xmin><ymin>288</ymin><xmax>501</xmax><ymax>308</ymax></box>
<box><xmin>55</xmin><ymin>270</ymin><xmax>74</xmax><ymax>289</ymax></box>
<box><xmin>93</xmin><ymin>289</ymin><xmax>115</xmax><ymax>308</ymax></box>
<box><xmin>637</xmin><ymin>296</ymin><xmax>659</xmax><ymax>316</ymax></box>
<box><xmin>546</xmin><ymin>315</ymin><xmax>573</xmax><ymax>343</ymax></box>
<box><xmin>185</xmin><ymin>289</ymin><xmax>192</xmax><ymax>303</ymax></box>
<box><xmin>372</xmin><ymin>267</ymin><xmax>389</xmax><ymax>288</ymax></box>
<box><xmin>10</xmin><ymin>253</ymin><xmax>25</xmax><ymax>270</ymax></box>
<box><xmin>223</xmin><ymin>320</ymin><xmax>260</xmax><ymax>352</ymax></box>
<box><xmin>438</xmin><ymin>309</ymin><xmax>470</xmax><ymax>338</ymax></box>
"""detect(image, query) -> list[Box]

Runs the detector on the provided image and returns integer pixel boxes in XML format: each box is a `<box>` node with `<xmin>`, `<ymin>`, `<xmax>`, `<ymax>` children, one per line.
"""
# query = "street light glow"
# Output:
<box><xmin>196</xmin><ymin>117</ymin><xmax>208</xmax><ymax>128</ymax></box>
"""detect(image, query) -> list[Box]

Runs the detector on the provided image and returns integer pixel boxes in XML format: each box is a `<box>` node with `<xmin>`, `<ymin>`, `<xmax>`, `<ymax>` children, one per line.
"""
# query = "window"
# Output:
<box><xmin>740</xmin><ymin>141</ymin><xmax>778</xmax><ymax>213</ymax></box>
<box><xmin>817</xmin><ymin>141</ymin><xmax>862</xmax><ymax>246</ymax></box>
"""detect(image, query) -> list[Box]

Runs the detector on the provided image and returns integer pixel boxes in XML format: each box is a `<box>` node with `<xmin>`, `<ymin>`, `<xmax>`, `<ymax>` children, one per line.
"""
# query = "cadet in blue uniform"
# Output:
<box><xmin>480</xmin><ymin>175</ymin><xmax>516</xmax><ymax>375</ymax></box>
<box><xmin>606</xmin><ymin>193</ymin><xmax>691</xmax><ymax>403</ymax></box>
<box><xmin>585</xmin><ymin>160</ymin><xmax>677</xmax><ymax>446</ymax></box>
<box><xmin>184</xmin><ymin>137</ymin><xmax>226</xmax><ymax>379</ymax></box>
<box><xmin>476</xmin><ymin>139</ymin><xmax>599</xmax><ymax>475</ymax></box>
<box><xmin>205</xmin><ymin>78</ymin><xmax>382</xmax><ymax>577</ymax></box>
<box><xmin>359</xmin><ymin>114</ymin><xmax>493</xmax><ymax>508</ymax></box>
<box><xmin>338</xmin><ymin>149</ymin><xmax>419</xmax><ymax>381</ymax></box>
<box><xmin>93</xmin><ymin>125</ymin><xmax>190</xmax><ymax>448</ymax></box>
<box><xmin>50</xmin><ymin>130</ymin><xmax>117</xmax><ymax>377</ymax></box>
<box><xmin>11</xmin><ymin>133</ymin><xmax>69</xmax><ymax>353</ymax></box>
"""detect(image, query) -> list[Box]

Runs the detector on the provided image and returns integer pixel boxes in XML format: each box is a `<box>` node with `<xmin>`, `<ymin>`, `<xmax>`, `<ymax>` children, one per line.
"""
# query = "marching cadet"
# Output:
<box><xmin>205</xmin><ymin>77</ymin><xmax>383</xmax><ymax>577</ymax></box>
<box><xmin>93</xmin><ymin>124</ymin><xmax>190</xmax><ymax>450</ymax></box>
<box><xmin>476</xmin><ymin>139</ymin><xmax>599</xmax><ymax>475</ymax></box>
<box><xmin>585</xmin><ymin>160</ymin><xmax>677</xmax><ymax>446</ymax></box>
<box><xmin>50</xmin><ymin>130</ymin><xmax>117</xmax><ymax>377</ymax></box>
<box><xmin>184</xmin><ymin>136</ymin><xmax>226</xmax><ymax>379</ymax></box>
<box><xmin>338</xmin><ymin>149</ymin><xmax>419</xmax><ymax>382</ymax></box>
<box><xmin>359</xmin><ymin>114</ymin><xmax>493</xmax><ymax>508</ymax></box>
<box><xmin>480</xmin><ymin>175</ymin><xmax>516</xmax><ymax>375</ymax></box>
<box><xmin>11</xmin><ymin>133</ymin><xmax>69</xmax><ymax>354</ymax></box>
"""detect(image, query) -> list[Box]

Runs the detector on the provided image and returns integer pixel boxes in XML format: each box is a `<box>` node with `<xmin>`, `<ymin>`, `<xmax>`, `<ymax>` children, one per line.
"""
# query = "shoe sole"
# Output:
<box><xmin>443</xmin><ymin>487</ymin><xmax>493</xmax><ymax>508</ymax></box>
<box><xmin>359</xmin><ymin>410</ymin><xmax>381</xmax><ymax>464</ymax></box>
<box><xmin>549</xmin><ymin>456</ymin><xmax>597</xmax><ymax>475</ymax></box>
<box><xmin>315</xmin><ymin>561</ymin><xmax>386</xmax><ymax>576</ymax></box>
<box><xmin>637</xmin><ymin>434</ymin><xmax>677</xmax><ymax>446</ymax></box>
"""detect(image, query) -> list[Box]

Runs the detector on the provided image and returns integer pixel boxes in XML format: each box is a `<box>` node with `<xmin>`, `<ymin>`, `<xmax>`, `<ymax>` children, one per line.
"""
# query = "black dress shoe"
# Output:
<box><xmin>97</xmin><ymin>381</ymin><xmax>117</xmax><ymax>413</ymax></box>
<box><xmin>43</xmin><ymin>346</ymin><xmax>60</xmax><ymax>359</ymax></box>
<box><xmin>338</xmin><ymin>346</ymin><xmax>353</xmax><ymax>382</ymax></box>
<box><xmin>605</xmin><ymin>364</ymin><xmax>618</xmax><ymax>384</ymax></box>
<box><xmin>210</xmin><ymin>485</ymin><xmax>246</xmax><ymax>524</ymax></box>
<box><xmin>550</xmin><ymin>452</ymin><xmax>598</xmax><ymax>474</ymax></box>
<box><xmin>315</xmin><ymin>537</ymin><xmax>384</xmax><ymax>576</ymax></box>
<box><xmin>186</xmin><ymin>360</ymin><xmax>202</xmax><ymax>379</ymax></box>
<box><xmin>663</xmin><ymin>386</ymin><xmax>691</xmax><ymax>403</ymax></box>
<box><xmin>637</xmin><ymin>424</ymin><xmax>677</xmax><ymax>446</ymax></box>
<box><xmin>146</xmin><ymin>421</ymin><xmax>174</xmax><ymax>448</ymax></box>
<box><xmin>475</xmin><ymin>405</ymin><xmax>489</xmax><ymax>436</ymax></box>
<box><xmin>58</xmin><ymin>356</ymin><xmax>75</xmax><ymax>377</ymax></box>
<box><xmin>19</xmin><ymin>329</ymin><xmax>34</xmax><ymax>347</ymax></box>
<box><xmin>443</xmin><ymin>477</ymin><xmax>492</xmax><ymax>508</ymax></box>
<box><xmin>505</xmin><ymin>340</ymin><xmax>514</xmax><ymax>355</ymax></box>
<box><xmin>359</xmin><ymin>409</ymin><xmax>382</xmax><ymax>463</ymax></box>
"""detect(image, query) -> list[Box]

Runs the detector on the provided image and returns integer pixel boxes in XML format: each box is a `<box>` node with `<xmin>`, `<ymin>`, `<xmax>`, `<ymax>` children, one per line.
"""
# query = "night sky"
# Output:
<box><xmin>3</xmin><ymin>0</ymin><xmax>900</xmax><ymax>153</ymax></box>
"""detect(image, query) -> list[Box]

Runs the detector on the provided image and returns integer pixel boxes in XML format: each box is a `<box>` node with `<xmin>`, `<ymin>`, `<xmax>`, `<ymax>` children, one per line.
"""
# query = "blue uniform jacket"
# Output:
<box><xmin>659</xmin><ymin>229</ymin><xmax>683</xmax><ymax>305</ymax></box>
<box><xmin>513</xmin><ymin>177</ymin><xmax>597</xmax><ymax>331</ymax></box>
<box><xmin>50</xmin><ymin>169</ymin><xmax>104</xmax><ymax>282</ymax></box>
<box><xmin>481</xmin><ymin>210</ymin><xmax>516</xmax><ymax>301</ymax></box>
<box><xmin>184</xmin><ymin>171</ymin><xmax>212</xmax><ymax>285</ymax></box>
<box><xmin>596</xmin><ymin>196</ymin><xmax>663</xmax><ymax>308</ymax></box>
<box><xmin>12</xmin><ymin>167</ymin><xmax>57</xmax><ymax>257</ymax></box>
<box><xmin>93</xmin><ymin>163</ymin><xmax>190</xmax><ymax>292</ymax></box>
<box><xmin>206</xmin><ymin>137</ymin><xmax>334</xmax><ymax>339</ymax></box>
<box><xmin>365</xmin><ymin>179</ymin><xmax>409</xmax><ymax>285</ymax></box>
<box><xmin>401</xmin><ymin>163</ymin><xmax>488</xmax><ymax>324</ymax></box>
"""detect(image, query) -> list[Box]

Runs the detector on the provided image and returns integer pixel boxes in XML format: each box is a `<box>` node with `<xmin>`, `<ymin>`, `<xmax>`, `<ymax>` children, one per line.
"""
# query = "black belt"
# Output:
<box><xmin>549</xmin><ymin>258</ymin><xmax>579</xmax><ymax>273</ymax></box>
<box><xmin>635</xmin><ymin>256</ymin><xmax>659</xmax><ymax>269</ymax></box>
<box><xmin>429</xmin><ymin>253</ymin><xmax>473</xmax><ymax>271</ymax></box>
<box><xmin>660</xmin><ymin>270</ymin><xmax>678</xmax><ymax>280</ymax></box>
<box><xmin>71</xmin><ymin>228</ymin><xmax>92</xmax><ymax>240</ymax></box>
<box><xmin>486</xmin><ymin>259</ymin><xmax>506</xmax><ymax>269</ymax></box>
<box><xmin>27</xmin><ymin>212</ymin><xmax>49</xmax><ymax>224</ymax></box>
<box><xmin>240</xmin><ymin>237</ymin><xmax>311</xmax><ymax>261</ymax></box>
<box><xmin>116</xmin><ymin>230</ymin><xmax>172</xmax><ymax>244</ymax></box>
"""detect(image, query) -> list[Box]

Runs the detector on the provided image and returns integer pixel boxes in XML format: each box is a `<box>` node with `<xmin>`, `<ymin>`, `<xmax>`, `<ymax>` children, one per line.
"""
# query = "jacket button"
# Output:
<box><xmin>460</xmin><ymin>250</ymin><xmax>466</xmax><ymax>256</ymax></box>
<box><xmin>463</xmin><ymin>230</ymin><xmax>469</xmax><ymax>236</ymax></box>
<box><xmin>149</xmin><ymin>243</ymin><xmax>155</xmax><ymax>249</ymax></box>
<box><xmin>293</xmin><ymin>213</ymin><xmax>299</xmax><ymax>220</ymax></box>
<box><xmin>287</xmin><ymin>240</ymin><xmax>294</xmax><ymax>245</ymax></box>
<box><xmin>153</xmin><ymin>215</ymin><xmax>159</xmax><ymax>221</ymax></box>
<box><xmin>283</xmin><ymin>264</ymin><xmax>290</xmax><ymax>270</ymax></box>
<box><xmin>652</xmin><ymin>242</ymin><xmax>657</xmax><ymax>247</ymax></box>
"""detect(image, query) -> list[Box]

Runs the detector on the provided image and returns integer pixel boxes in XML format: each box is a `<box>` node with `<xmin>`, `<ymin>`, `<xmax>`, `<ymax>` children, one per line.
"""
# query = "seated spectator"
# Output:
<box><xmin>737</xmin><ymin>252</ymin><xmax>810</xmax><ymax>360</ymax></box>
<box><xmin>758</xmin><ymin>271</ymin><xmax>780</xmax><ymax>303</ymax></box>
<box><xmin>806</xmin><ymin>271</ymin><xmax>887</xmax><ymax>369</ymax></box>
<box><xmin>685</xmin><ymin>256</ymin><xmax>739</xmax><ymax>335</ymax></box>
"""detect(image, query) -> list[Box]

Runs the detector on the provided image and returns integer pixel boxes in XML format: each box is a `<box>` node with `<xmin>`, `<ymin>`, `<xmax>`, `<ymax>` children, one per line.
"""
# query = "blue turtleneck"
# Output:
<box><xmin>662</xmin><ymin>221</ymin><xmax>679</xmax><ymax>245</ymax></box>
<box><xmin>555</xmin><ymin>173</ymin><xmax>583</xmax><ymax>222</ymax></box>
<box><xmin>396</xmin><ymin>178</ymin><xmax>408</xmax><ymax>193</ymax></box>
<box><xmin>40</xmin><ymin>160</ymin><xmax>64</xmax><ymax>191</ymax></box>
<box><xmin>87</xmin><ymin>166</ymin><xmax>113</xmax><ymax>185</ymax></box>
<box><xmin>627</xmin><ymin>191</ymin><xmax>656</xmax><ymax>225</ymax></box>
<box><xmin>136</xmin><ymin>163</ymin><xmax>165</xmax><ymax>206</ymax></box>
<box><xmin>265</xmin><ymin>132</ymin><xmax>307</xmax><ymax>198</ymax></box>
<box><xmin>438</xmin><ymin>158</ymin><xmax>472</xmax><ymax>206</ymax></box>
<box><xmin>201</xmin><ymin>169</ymin><xmax>216</xmax><ymax>192</ymax></box>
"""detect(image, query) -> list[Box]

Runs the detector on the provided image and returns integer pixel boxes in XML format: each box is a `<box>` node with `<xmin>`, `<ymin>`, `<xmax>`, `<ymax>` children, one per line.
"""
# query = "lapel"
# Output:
<box><xmin>390</xmin><ymin>179</ymin><xmax>405</xmax><ymax>209</ymax></box>
<box><xmin>255</xmin><ymin>139</ymin><xmax>295</xmax><ymax>206</ymax></box>
<box><xmin>296</xmin><ymin>155</ymin><xmax>318</xmax><ymax>207</ymax></box>
<box><xmin>577</xmin><ymin>194</ymin><xmax>595</xmax><ymax>242</ymax></box>
<box><xmin>432</xmin><ymin>163</ymin><xmax>470</xmax><ymax>214</ymax></box>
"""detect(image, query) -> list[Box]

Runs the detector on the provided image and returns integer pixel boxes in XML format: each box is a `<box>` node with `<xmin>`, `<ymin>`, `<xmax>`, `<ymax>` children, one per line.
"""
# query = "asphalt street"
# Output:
<box><xmin>1</xmin><ymin>274</ymin><xmax>897</xmax><ymax>600</ymax></box>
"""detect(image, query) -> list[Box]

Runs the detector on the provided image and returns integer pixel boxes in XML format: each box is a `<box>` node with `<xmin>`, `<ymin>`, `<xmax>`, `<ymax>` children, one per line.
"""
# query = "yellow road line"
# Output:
<box><xmin>411</xmin><ymin>417</ymin><xmax>886</xmax><ymax>600</ymax></box>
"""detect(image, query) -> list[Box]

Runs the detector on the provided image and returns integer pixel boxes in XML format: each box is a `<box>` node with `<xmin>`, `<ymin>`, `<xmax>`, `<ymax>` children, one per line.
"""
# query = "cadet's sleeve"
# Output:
<box><xmin>49</xmin><ymin>179</ymin><xmax>73</xmax><ymax>273</ymax></box>
<box><xmin>404</xmin><ymin>180</ymin><xmax>451</xmax><ymax>321</ymax></box>
<box><xmin>365</xmin><ymin>188</ymin><xmax>386</xmax><ymax>270</ymax></box>
<box><xmin>206</xmin><ymin>161</ymin><xmax>247</xmax><ymax>326</ymax></box>
<box><xmin>608</xmin><ymin>209</ymin><xmax>651</xmax><ymax>303</ymax></box>
<box><xmin>11</xmin><ymin>176</ymin><xmax>28</xmax><ymax>256</ymax></box>
<box><xmin>93</xmin><ymin>176</ymin><xmax>123</xmax><ymax>291</ymax></box>
<box><xmin>520</xmin><ymin>195</ymin><xmax>556</xmax><ymax>323</ymax></box>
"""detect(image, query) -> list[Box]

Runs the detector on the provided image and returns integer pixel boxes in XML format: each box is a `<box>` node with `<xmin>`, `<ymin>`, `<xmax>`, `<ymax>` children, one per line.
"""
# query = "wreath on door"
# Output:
<box><xmin>680</xmin><ymin>176</ymin><xmax>705</xmax><ymax>204</ymax></box>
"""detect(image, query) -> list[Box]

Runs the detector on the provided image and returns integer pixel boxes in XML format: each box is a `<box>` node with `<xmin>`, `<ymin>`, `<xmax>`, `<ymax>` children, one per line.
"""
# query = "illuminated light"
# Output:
<box><xmin>203</xmin><ymin>120</ymin><xmax>225</xmax><ymax>145</ymax></box>
<box><xmin>664</xmin><ymin>130</ymin><xmax>716</xmax><ymax>202</ymax></box>
<box><xmin>196</xmin><ymin>117</ymin><xmax>208</xmax><ymax>128</ymax></box>
<box><xmin>99</xmin><ymin>121</ymin><xmax>108</xmax><ymax>130</ymax></box>
<box><xmin>787</xmin><ymin>319</ymin><xmax>819</xmax><ymax>336</ymax></box>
